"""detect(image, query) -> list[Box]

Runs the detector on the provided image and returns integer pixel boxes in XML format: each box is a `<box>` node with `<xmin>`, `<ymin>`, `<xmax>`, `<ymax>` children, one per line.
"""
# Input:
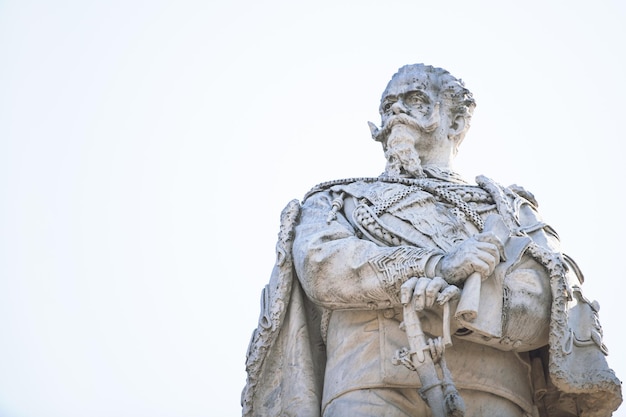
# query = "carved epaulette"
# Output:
<box><xmin>507</xmin><ymin>184</ymin><xmax>539</xmax><ymax>208</ymax></box>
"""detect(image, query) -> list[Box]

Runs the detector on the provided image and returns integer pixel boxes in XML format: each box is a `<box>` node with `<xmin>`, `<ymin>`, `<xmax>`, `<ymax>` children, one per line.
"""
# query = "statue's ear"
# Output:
<box><xmin>449</xmin><ymin>114</ymin><xmax>469</xmax><ymax>155</ymax></box>
<box><xmin>449</xmin><ymin>114</ymin><xmax>466</xmax><ymax>138</ymax></box>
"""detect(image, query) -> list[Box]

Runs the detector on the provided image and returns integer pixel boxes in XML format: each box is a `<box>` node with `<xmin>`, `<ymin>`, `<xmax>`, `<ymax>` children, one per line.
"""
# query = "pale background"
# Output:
<box><xmin>1</xmin><ymin>1</ymin><xmax>625</xmax><ymax>416</ymax></box>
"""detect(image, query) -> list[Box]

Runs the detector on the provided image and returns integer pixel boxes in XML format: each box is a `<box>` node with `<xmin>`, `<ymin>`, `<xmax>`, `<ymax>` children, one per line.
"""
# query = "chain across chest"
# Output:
<box><xmin>345</xmin><ymin>182</ymin><xmax>496</xmax><ymax>251</ymax></box>
<box><xmin>368</xmin><ymin>182</ymin><xmax>495</xmax><ymax>232</ymax></box>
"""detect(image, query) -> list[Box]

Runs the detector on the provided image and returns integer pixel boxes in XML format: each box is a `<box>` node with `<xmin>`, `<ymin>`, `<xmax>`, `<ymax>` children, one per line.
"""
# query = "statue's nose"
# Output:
<box><xmin>391</xmin><ymin>101</ymin><xmax>407</xmax><ymax>115</ymax></box>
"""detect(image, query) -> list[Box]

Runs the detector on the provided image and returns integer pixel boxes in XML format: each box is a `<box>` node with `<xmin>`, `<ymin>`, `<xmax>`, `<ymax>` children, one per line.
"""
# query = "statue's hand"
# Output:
<box><xmin>438</xmin><ymin>232</ymin><xmax>505</xmax><ymax>285</ymax></box>
<box><xmin>400</xmin><ymin>276</ymin><xmax>461</xmax><ymax>311</ymax></box>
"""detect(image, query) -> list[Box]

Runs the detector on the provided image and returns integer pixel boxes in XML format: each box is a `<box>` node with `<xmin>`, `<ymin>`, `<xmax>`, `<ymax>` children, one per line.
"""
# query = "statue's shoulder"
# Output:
<box><xmin>302</xmin><ymin>177</ymin><xmax>382</xmax><ymax>201</ymax></box>
<box><xmin>507</xmin><ymin>183</ymin><xmax>539</xmax><ymax>208</ymax></box>
<box><xmin>475</xmin><ymin>175</ymin><xmax>540</xmax><ymax>209</ymax></box>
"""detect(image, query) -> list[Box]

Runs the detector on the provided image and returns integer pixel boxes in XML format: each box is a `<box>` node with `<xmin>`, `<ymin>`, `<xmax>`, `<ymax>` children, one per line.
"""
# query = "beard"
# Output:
<box><xmin>383</xmin><ymin>123</ymin><xmax>424</xmax><ymax>177</ymax></box>
<box><xmin>374</xmin><ymin>110</ymin><xmax>441</xmax><ymax>178</ymax></box>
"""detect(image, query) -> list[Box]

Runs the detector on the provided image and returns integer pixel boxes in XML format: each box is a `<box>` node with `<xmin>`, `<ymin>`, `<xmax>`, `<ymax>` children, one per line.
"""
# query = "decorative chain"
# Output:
<box><xmin>312</xmin><ymin>176</ymin><xmax>489</xmax><ymax>231</ymax></box>
<box><xmin>430</xmin><ymin>187</ymin><xmax>485</xmax><ymax>231</ymax></box>
<box><xmin>372</xmin><ymin>185</ymin><xmax>422</xmax><ymax>216</ymax></box>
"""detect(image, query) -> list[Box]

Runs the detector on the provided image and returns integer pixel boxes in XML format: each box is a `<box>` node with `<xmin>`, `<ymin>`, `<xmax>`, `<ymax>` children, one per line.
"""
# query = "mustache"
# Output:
<box><xmin>368</xmin><ymin>102</ymin><xmax>440</xmax><ymax>143</ymax></box>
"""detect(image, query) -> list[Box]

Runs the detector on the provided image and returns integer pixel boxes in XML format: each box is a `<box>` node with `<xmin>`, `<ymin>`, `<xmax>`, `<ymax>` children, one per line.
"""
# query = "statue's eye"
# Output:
<box><xmin>383</xmin><ymin>102</ymin><xmax>393</xmax><ymax>112</ymax></box>
<box><xmin>405</xmin><ymin>92</ymin><xmax>425</xmax><ymax>105</ymax></box>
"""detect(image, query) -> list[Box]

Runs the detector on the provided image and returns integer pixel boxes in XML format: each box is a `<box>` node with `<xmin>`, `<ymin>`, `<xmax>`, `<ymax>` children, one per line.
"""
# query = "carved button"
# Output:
<box><xmin>383</xmin><ymin>308</ymin><xmax>395</xmax><ymax>319</ymax></box>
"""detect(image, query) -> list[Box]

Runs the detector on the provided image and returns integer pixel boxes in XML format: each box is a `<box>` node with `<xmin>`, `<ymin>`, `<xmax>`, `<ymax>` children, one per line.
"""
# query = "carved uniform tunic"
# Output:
<box><xmin>293</xmin><ymin>174</ymin><xmax>557</xmax><ymax>415</ymax></box>
<box><xmin>242</xmin><ymin>62</ymin><xmax>622</xmax><ymax>417</ymax></box>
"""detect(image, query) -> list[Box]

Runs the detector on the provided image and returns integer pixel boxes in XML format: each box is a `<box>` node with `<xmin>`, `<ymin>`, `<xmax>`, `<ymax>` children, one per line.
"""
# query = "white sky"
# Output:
<box><xmin>1</xmin><ymin>1</ymin><xmax>625</xmax><ymax>416</ymax></box>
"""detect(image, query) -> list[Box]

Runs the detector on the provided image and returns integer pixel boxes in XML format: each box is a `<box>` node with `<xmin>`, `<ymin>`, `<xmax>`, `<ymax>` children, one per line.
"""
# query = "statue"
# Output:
<box><xmin>242</xmin><ymin>64</ymin><xmax>622</xmax><ymax>417</ymax></box>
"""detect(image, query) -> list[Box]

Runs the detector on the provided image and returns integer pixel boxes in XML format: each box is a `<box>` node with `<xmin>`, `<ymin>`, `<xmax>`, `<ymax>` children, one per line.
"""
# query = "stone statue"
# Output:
<box><xmin>242</xmin><ymin>64</ymin><xmax>622</xmax><ymax>417</ymax></box>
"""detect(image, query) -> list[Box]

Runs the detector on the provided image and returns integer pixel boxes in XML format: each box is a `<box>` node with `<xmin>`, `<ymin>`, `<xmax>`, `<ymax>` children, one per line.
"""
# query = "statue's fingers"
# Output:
<box><xmin>425</xmin><ymin>276</ymin><xmax>447</xmax><ymax>308</ymax></box>
<box><xmin>468</xmin><ymin>241</ymin><xmax>501</xmax><ymax>271</ymax></box>
<box><xmin>477</xmin><ymin>232</ymin><xmax>506</xmax><ymax>261</ymax></box>
<box><xmin>400</xmin><ymin>276</ymin><xmax>419</xmax><ymax>304</ymax></box>
<box><xmin>412</xmin><ymin>277</ymin><xmax>431</xmax><ymax>311</ymax></box>
<box><xmin>474</xmin><ymin>250</ymin><xmax>499</xmax><ymax>275</ymax></box>
<box><xmin>466</xmin><ymin>258</ymin><xmax>491</xmax><ymax>279</ymax></box>
<box><xmin>437</xmin><ymin>284</ymin><xmax>461</xmax><ymax>304</ymax></box>
<box><xmin>427</xmin><ymin>338</ymin><xmax>438</xmax><ymax>360</ymax></box>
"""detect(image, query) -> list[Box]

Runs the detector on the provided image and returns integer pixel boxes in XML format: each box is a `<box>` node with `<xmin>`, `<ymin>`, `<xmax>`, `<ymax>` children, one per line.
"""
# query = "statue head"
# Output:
<box><xmin>369</xmin><ymin>64</ymin><xmax>476</xmax><ymax>177</ymax></box>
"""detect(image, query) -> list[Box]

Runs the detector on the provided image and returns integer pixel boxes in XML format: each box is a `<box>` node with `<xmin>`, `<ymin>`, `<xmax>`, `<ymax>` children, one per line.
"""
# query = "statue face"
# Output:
<box><xmin>379</xmin><ymin>72</ymin><xmax>454</xmax><ymax>172</ymax></box>
<box><xmin>379</xmin><ymin>71</ymin><xmax>439</xmax><ymax>129</ymax></box>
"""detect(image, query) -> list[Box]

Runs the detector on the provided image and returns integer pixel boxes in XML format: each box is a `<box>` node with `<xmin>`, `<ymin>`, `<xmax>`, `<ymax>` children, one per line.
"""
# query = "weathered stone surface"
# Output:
<box><xmin>242</xmin><ymin>64</ymin><xmax>622</xmax><ymax>417</ymax></box>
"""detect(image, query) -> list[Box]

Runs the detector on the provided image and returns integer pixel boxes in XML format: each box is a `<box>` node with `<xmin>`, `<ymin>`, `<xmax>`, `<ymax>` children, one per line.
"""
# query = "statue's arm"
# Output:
<box><xmin>293</xmin><ymin>191</ymin><xmax>442</xmax><ymax>310</ymax></box>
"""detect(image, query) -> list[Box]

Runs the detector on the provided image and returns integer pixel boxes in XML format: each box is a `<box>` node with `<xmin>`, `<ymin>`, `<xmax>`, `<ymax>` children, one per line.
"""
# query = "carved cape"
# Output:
<box><xmin>242</xmin><ymin>179</ymin><xmax>622</xmax><ymax>417</ymax></box>
<box><xmin>241</xmin><ymin>200</ymin><xmax>326</xmax><ymax>417</ymax></box>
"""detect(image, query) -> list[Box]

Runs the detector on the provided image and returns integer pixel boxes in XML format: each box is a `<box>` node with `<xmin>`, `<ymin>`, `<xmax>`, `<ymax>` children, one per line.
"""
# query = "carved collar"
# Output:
<box><xmin>422</xmin><ymin>166</ymin><xmax>468</xmax><ymax>184</ymax></box>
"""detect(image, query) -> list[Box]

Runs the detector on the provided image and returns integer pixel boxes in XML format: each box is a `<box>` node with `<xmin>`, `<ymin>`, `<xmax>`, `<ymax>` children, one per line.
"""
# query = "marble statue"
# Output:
<box><xmin>242</xmin><ymin>64</ymin><xmax>622</xmax><ymax>417</ymax></box>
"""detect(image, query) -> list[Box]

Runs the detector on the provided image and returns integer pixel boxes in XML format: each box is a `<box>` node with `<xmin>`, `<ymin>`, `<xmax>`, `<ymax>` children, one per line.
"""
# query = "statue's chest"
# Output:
<box><xmin>347</xmin><ymin>182</ymin><xmax>496</xmax><ymax>252</ymax></box>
